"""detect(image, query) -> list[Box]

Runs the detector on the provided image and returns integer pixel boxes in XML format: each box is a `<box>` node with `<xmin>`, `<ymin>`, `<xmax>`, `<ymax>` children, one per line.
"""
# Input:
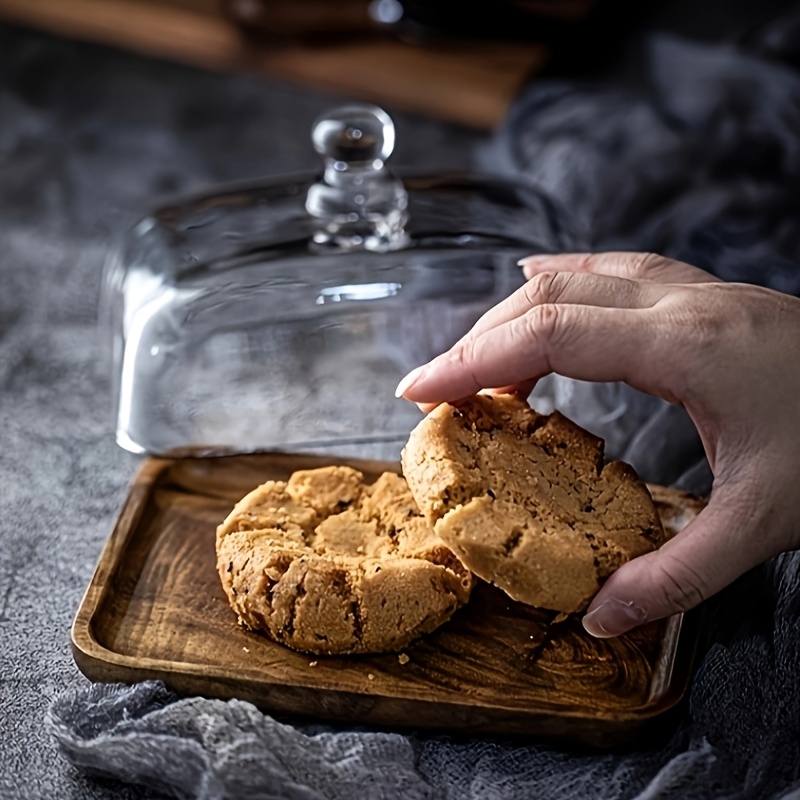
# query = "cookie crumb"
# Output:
<box><xmin>552</xmin><ymin>612</ymin><xmax>569</xmax><ymax>624</ymax></box>
<box><xmin>242</xmin><ymin>646</ymin><xmax>249</xmax><ymax>653</ymax></box>
<box><xmin>367</xmin><ymin>673</ymin><xmax>375</xmax><ymax>681</ymax></box>
<box><xmin>309</xmin><ymin>660</ymin><xmax>318</xmax><ymax>667</ymax></box>
<box><xmin>398</xmin><ymin>653</ymin><xmax>410</xmax><ymax>665</ymax></box>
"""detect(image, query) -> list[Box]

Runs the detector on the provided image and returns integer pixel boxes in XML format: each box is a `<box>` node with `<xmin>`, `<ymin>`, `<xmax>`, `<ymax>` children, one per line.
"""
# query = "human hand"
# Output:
<box><xmin>396</xmin><ymin>252</ymin><xmax>800</xmax><ymax>637</ymax></box>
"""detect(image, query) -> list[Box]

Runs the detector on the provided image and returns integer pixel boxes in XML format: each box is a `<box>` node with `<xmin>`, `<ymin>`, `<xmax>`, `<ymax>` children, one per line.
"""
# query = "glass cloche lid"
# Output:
<box><xmin>102</xmin><ymin>103</ymin><xmax>568</xmax><ymax>460</ymax></box>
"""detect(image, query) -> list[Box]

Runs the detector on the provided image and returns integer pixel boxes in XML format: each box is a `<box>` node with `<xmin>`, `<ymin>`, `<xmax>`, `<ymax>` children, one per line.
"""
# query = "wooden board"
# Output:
<box><xmin>0</xmin><ymin>0</ymin><xmax>559</xmax><ymax>129</ymax></box>
<box><xmin>71</xmin><ymin>452</ymin><xmax>701</xmax><ymax>748</ymax></box>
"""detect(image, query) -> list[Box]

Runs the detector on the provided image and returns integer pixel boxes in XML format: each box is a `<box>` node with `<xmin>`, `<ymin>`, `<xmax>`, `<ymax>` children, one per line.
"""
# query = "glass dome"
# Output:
<box><xmin>102</xmin><ymin>104</ymin><xmax>568</xmax><ymax>459</ymax></box>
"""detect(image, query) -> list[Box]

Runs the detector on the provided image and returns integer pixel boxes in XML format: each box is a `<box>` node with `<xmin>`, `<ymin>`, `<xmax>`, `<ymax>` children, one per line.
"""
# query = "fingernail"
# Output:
<box><xmin>395</xmin><ymin>366</ymin><xmax>426</xmax><ymax>398</ymax></box>
<box><xmin>516</xmin><ymin>255</ymin><xmax>542</xmax><ymax>267</ymax></box>
<box><xmin>582</xmin><ymin>598</ymin><xmax>647</xmax><ymax>638</ymax></box>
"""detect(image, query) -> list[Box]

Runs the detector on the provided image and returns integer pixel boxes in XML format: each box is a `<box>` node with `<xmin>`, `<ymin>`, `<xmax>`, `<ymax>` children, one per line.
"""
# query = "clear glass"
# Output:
<box><xmin>104</xmin><ymin>165</ymin><xmax>564</xmax><ymax>460</ymax></box>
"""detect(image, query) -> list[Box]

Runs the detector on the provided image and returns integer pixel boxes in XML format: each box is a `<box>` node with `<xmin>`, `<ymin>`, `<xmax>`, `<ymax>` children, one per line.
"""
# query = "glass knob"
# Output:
<box><xmin>306</xmin><ymin>104</ymin><xmax>408</xmax><ymax>253</ymax></box>
<box><xmin>311</xmin><ymin>103</ymin><xmax>396</xmax><ymax>166</ymax></box>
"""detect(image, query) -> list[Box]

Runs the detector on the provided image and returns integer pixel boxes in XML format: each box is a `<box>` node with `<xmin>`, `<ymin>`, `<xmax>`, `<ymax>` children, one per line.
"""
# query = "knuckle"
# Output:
<box><xmin>451</xmin><ymin>336</ymin><xmax>483</xmax><ymax>390</ymax></box>
<box><xmin>452</xmin><ymin>335</ymin><xmax>476</xmax><ymax>371</ymax></box>
<box><xmin>652</xmin><ymin>553</ymin><xmax>710</xmax><ymax>613</ymax></box>
<box><xmin>520</xmin><ymin>304</ymin><xmax>564</xmax><ymax>375</ymax></box>
<box><xmin>575</xmin><ymin>253</ymin><xmax>596</xmax><ymax>273</ymax></box>
<box><xmin>576</xmin><ymin>250</ymin><xmax>665</xmax><ymax>280</ymax></box>
<box><xmin>524</xmin><ymin>302</ymin><xmax>562</xmax><ymax>346</ymax></box>
<box><xmin>523</xmin><ymin>271</ymin><xmax>565</xmax><ymax>306</ymax></box>
<box><xmin>627</xmin><ymin>251</ymin><xmax>664</xmax><ymax>279</ymax></box>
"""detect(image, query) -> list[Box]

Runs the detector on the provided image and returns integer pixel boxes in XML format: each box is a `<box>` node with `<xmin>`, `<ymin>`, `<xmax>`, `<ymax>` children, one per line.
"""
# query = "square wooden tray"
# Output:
<box><xmin>71</xmin><ymin>452</ymin><xmax>701</xmax><ymax>748</ymax></box>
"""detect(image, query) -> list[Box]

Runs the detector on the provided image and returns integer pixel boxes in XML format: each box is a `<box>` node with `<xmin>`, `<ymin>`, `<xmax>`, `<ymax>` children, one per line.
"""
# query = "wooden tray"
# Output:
<box><xmin>72</xmin><ymin>452</ymin><xmax>701</xmax><ymax>748</ymax></box>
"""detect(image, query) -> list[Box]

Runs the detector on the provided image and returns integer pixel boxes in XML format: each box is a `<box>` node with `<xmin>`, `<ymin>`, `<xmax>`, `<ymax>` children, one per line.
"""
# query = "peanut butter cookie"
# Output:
<box><xmin>401</xmin><ymin>394</ymin><xmax>666</xmax><ymax>614</ymax></box>
<box><xmin>216</xmin><ymin>466</ymin><xmax>474</xmax><ymax>655</ymax></box>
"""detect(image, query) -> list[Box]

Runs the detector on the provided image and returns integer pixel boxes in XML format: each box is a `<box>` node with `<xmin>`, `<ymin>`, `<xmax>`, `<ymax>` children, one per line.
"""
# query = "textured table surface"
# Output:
<box><xmin>0</xmin><ymin>23</ymin><xmax>483</xmax><ymax>799</ymax></box>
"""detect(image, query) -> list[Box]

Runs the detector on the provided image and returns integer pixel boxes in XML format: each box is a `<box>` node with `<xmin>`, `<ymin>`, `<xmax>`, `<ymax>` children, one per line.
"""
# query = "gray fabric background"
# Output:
<box><xmin>0</xmin><ymin>23</ymin><xmax>483</xmax><ymax>799</ymax></box>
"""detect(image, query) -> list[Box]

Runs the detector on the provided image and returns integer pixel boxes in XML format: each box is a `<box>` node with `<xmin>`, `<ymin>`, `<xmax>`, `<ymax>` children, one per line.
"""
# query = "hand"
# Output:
<box><xmin>396</xmin><ymin>252</ymin><xmax>800</xmax><ymax>637</ymax></box>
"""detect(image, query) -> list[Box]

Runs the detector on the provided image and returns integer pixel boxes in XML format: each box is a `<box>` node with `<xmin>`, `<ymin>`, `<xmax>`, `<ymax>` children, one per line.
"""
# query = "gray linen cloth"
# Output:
<box><xmin>43</xmin><ymin>546</ymin><xmax>800</xmax><ymax>800</ymax></box>
<box><xmin>39</xmin><ymin>557</ymin><xmax>800</xmax><ymax>800</ymax></box>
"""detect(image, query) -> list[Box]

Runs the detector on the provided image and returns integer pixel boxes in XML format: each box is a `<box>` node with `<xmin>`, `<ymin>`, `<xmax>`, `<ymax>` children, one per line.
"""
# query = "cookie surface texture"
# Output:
<box><xmin>401</xmin><ymin>394</ymin><xmax>666</xmax><ymax>614</ymax></box>
<box><xmin>216</xmin><ymin>466</ymin><xmax>474</xmax><ymax>655</ymax></box>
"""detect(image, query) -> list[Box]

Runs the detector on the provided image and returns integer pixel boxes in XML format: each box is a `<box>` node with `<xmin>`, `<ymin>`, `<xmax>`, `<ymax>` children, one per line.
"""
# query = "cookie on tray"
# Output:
<box><xmin>401</xmin><ymin>394</ymin><xmax>666</xmax><ymax>614</ymax></box>
<box><xmin>216</xmin><ymin>466</ymin><xmax>475</xmax><ymax>655</ymax></box>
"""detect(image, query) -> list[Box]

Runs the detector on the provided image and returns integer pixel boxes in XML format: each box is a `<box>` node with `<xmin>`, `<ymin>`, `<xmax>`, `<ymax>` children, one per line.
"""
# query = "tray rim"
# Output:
<box><xmin>71</xmin><ymin>452</ymin><xmax>701</xmax><ymax>739</ymax></box>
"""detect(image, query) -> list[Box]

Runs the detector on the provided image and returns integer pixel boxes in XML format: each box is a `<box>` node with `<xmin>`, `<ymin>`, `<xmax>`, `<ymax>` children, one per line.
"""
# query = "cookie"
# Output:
<box><xmin>401</xmin><ymin>394</ymin><xmax>666</xmax><ymax>614</ymax></box>
<box><xmin>216</xmin><ymin>466</ymin><xmax>474</xmax><ymax>655</ymax></box>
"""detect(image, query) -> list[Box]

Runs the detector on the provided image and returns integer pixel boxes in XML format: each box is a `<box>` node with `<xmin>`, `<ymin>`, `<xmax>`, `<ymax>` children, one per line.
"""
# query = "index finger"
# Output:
<box><xmin>399</xmin><ymin>302</ymin><xmax>680</xmax><ymax>407</ymax></box>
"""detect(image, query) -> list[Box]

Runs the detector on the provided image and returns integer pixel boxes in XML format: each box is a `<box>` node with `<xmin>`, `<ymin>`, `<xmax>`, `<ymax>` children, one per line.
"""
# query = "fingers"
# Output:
<box><xmin>397</xmin><ymin>272</ymin><xmax>674</xmax><ymax>405</ymax></box>
<box><xmin>582</xmin><ymin>484</ymin><xmax>776</xmax><ymax>637</ymax></box>
<box><xmin>466</xmin><ymin>270</ymin><xmax>667</xmax><ymax>340</ymax></box>
<box><xmin>398</xmin><ymin>303</ymin><xmax>677</xmax><ymax>406</ymax></box>
<box><xmin>396</xmin><ymin>258</ymin><xmax>712</xmax><ymax>407</ymax></box>
<box><xmin>519</xmin><ymin>252</ymin><xmax>720</xmax><ymax>285</ymax></box>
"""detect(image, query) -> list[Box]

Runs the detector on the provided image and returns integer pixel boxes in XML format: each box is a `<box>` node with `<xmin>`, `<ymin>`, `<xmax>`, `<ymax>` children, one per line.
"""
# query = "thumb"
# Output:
<box><xmin>581</xmin><ymin>488</ymin><xmax>769</xmax><ymax>637</ymax></box>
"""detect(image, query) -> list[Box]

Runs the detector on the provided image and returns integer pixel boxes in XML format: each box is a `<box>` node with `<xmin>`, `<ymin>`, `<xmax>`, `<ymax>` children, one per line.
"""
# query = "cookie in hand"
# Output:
<box><xmin>401</xmin><ymin>394</ymin><xmax>665</xmax><ymax>614</ymax></box>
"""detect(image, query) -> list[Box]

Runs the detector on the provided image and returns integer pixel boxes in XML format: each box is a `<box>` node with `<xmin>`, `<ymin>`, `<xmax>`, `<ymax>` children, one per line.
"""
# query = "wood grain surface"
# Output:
<box><xmin>71</xmin><ymin>452</ymin><xmax>702</xmax><ymax>747</ymax></box>
<box><xmin>0</xmin><ymin>0</ymin><xmax>552</xmax><ymax>129</ymax></box>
